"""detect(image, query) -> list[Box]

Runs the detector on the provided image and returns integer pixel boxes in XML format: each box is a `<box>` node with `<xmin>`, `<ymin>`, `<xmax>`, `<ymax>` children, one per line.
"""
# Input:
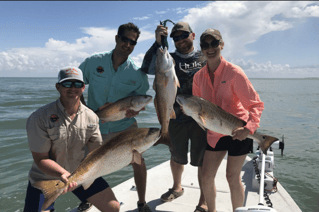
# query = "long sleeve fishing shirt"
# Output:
<box><xmin>79</xmin><ymin>50</ymin><xmax>149</xmax><ymax>134</ymax></box>
<box><xmin>26</xmin><ymin>99</ymin><xmax>102</xmax><ymax>184</ymax></box>
<box><xmin>193</xmin><ymin>56</ymin><xmax>264</xmax><ymax>148</ymax></box>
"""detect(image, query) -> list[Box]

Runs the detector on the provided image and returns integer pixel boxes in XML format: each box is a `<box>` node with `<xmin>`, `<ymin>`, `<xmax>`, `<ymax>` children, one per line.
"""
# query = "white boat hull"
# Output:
<box><xmin>70</xmin><ymin>154</ymin><xmax>301</xmax><ymax>212</ymax></box>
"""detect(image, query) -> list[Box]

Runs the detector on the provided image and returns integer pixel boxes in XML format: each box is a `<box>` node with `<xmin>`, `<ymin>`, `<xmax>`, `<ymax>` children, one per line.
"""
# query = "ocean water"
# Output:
<box><xmin>0</xmin><ymin>77</ymin><xmax>318</xmax><ymax>212</ymax></box>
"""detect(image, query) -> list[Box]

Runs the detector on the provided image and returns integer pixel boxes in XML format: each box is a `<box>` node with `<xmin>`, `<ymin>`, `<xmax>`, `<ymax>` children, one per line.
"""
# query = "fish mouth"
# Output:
<box><xmin>176</xmin><ymin>94</ymin><xmax>190</xmax><ymax>106</ymax></box>
<box><xmin>176</xmin><ymin>95</ymin><xmax>183</xmax><ymax>106</ymax></box>
<box><xmin>145</xmin><ymin>95</ymin><xmax>153</xmax><ymax>104</ymax></box>
<box><xmin>148</xmin><ymin>128</ymin><xmax>160</xmax><ymax>136</ymax></box>
<box><xmin>157</xmin><ymin>47</ymin><xmax>164</xmax><ymax>54</ymax></box>
<box><xmin>148</xmin><ymin>128</ymin><xmax>161</xmax><ymax>139</ymax></box>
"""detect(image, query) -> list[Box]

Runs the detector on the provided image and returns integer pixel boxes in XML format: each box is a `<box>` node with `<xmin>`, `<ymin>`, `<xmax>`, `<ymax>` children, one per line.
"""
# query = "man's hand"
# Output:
<box><xmin>232</xmin><ymin>127</ymin><xmax>251</xmax><ymax>141</ymax></box>
<box><xmin>125</xmin><ymin>107</ymin><xmax>145</xmax><ymax>118</ymax></box>
<box><xmin>155</xmin><ymin>25</ymin><xmax>168</xmax><ymax>46</ymax></box>
<box><xmin>61</xmin><ymin>172</ymin><xmax>78</xmax><ymax>194</ymax></box>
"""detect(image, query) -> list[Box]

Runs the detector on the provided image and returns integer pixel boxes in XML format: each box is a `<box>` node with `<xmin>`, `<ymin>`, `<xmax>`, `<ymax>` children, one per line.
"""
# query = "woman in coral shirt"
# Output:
<box><xmin>192</xmin><ymin>29</ymin><xmax>264</xmax><ymax>212</ymax></box>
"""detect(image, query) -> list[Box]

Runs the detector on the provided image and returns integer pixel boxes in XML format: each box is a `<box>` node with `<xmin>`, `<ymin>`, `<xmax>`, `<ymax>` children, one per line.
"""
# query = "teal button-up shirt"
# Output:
<box><xmin>79</xmin><ymin>50</ymin><xmax>149</xmax><ymax>134</ymax></box>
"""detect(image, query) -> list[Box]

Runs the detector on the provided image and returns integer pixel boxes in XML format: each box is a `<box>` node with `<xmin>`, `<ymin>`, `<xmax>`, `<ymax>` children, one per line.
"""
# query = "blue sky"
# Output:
<box><xmin>0</xmin><ymin>1</ymin><xmax>318</xmax><ymax>78</ymax></box>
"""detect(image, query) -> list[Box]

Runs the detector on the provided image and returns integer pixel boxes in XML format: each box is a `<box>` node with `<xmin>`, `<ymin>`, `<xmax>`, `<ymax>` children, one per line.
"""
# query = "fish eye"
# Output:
<box><xmin>262</xmin><ymin>136</ymin><xmax>266</xmax><ymax>139</ymax></box>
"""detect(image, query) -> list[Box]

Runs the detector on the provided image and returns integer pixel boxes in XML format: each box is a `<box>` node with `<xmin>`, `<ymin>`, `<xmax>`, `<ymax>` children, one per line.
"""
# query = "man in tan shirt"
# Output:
<box><xmin>23</xmin><ymin>67</ymin><xmax>120</xmax><ymax>212</ymax></box>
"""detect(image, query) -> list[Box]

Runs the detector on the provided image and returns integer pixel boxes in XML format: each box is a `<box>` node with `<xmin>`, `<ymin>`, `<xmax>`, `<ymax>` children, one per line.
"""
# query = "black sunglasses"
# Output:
<box><xmin>118</xmin><ymin>35</ymin><xmax>137</xmax><ymax>46</ymax></box>
<box><xmin>172</xmin><ymin>32</ymin><xmax>190</xmax><ymax>42</ymax></box>
<box><xmin>60</xmin><ymin>80</ymin><xmax>84</xmax><ymax>88</ymax></box>
<box><xmin>200</xmin><ymin>39</ymin><xmax>220</xmax><ymax>50</ymax></box>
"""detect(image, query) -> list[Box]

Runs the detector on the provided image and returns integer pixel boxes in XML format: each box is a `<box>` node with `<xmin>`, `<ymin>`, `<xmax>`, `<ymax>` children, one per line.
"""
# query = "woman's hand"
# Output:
<box><xmin>232</xmin><ymin>127</ymin><xmax>250</xmax><ymax>141</ymax></box>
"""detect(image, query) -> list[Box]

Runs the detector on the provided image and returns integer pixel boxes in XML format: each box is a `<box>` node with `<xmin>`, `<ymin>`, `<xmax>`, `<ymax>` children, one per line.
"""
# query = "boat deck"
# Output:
<box><xmin>71</xmin><ymin>155</ymin><xmax>301</xmax><ymax>212</ymax></box>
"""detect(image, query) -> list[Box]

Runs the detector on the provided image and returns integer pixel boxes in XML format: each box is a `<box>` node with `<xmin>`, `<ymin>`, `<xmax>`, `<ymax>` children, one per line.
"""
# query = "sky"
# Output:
<box><xmin>0</xmin><ymin>1</ymin><xmax>318</xmax><ymax>78</ymax></box>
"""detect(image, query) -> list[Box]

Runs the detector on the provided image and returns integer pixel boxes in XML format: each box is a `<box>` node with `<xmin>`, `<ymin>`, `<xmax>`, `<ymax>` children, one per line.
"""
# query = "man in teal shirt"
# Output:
<box><xmin>79</xmin><ymin>22</ymin><xmax>151</xmax><ymax>212</ymax></box>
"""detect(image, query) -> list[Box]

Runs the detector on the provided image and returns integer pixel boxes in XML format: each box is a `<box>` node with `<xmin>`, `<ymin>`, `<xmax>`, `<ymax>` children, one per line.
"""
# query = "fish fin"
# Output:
<box><xmin>33</xmin><ymin>180</ymin><xmax>64</xmax><ymax>211</ymax></box>
<box><xmin>197</xmin><ymin>122</ymin><xmax>207</xmax><ymax>131</ymax></box>
<box><xmin>256</xmin><ymin>134</ymin><xmax>278</xmax><ymax>155</ymax></box>
<box><xmin>154</xmin><ymin>132</ymin><xmax>170</xmax><ymax>147</ymax></box>
<box><xmin>82</xmin><ymin>179</ymin><xmax>95</xmax><ymax>190</ymax></box>
<box><xmin>170</xmin><ymin>110</ymin><xmax>176</xmax><ymax>119</ymax></box>
<box><xmin>199</xmin><ymin>115</ymin><xmax>207</xmax><ymax>125</ymax></box>
<box><xmin>132</xmin><ymin>150</ymin><xmax>142</xmax><ymax>165</ymax></box>
<box><xmin>174</xmin><ymin>75</ymin><xmax>180</xmax><ymax>88</ymax></box>
<box><xmin>194</xmin><ymin>114</ymin><xmax>207</xmax><ymax>131</ymax></box>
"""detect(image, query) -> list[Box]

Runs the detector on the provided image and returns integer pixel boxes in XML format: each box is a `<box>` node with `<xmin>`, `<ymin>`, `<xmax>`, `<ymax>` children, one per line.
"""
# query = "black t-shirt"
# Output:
<box><xmin>141</xmin><ymin>42</ymin><xmax>206</xmax><ymax>121</ymax></box>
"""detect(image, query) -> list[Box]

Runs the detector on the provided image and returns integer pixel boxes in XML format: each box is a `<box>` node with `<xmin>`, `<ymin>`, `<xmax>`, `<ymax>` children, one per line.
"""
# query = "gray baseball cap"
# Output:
<box><xmin>58</xmin><ymin>67</ymin><xmax>84</xmax><ymax>83</ymax></box>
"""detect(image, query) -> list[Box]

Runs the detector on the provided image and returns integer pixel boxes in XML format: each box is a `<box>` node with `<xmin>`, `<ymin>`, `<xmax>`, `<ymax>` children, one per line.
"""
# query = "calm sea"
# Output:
<box><xmin>0</xmin><ymin>77</ymin><xmax>318</xmax><ymax>212</ymax></box>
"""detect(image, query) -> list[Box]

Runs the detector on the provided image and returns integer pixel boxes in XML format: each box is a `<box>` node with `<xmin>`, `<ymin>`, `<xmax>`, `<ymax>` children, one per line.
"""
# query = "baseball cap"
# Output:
<box><xmin>58</xmin><ymin>67</ymin><xmax>84</xmax><ymax>83</ymax></box>
<box><xmin>170</xmin><ymin>22</ymin><xmax>193</xmax><ymax>37</ymax></box>
<box><xmin>200</xmin><ymin>29</ymin><xmax>223</xmax><ymax>42</ymax></box>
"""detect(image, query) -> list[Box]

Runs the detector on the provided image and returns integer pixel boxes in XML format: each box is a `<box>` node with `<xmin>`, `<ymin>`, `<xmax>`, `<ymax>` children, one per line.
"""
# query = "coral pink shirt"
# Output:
<box><xmin>193</xmin><ymin>56</ymin><xmax>264</xmax><ymax>148</ymax></box>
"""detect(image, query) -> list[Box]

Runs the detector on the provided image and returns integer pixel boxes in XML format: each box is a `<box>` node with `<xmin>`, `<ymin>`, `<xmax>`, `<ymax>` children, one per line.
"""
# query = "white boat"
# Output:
<box><xmin>70</xmin><ymin>140</ymin><xmax>301</xmax><ymax>212</ymax></box>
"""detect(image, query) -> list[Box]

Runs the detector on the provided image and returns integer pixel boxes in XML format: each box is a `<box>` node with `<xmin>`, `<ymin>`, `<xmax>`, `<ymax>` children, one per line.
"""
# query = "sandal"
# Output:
<box><xmin>160</xmin><ymin>188</ymin><xmax>184</xmax><ymax>202</ymax></box>
<box><xmin>77</xmin><ymin>201</ymin><xmax>93</xmax><ymax>212</ymax></box>
<box><xmin>194</xmin><ymin>205</ymin><xmax>208</xmax><ymax>212</ymax></box>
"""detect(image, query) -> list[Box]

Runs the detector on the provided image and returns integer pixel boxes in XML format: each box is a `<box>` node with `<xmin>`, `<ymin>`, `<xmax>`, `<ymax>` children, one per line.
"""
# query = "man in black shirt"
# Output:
<box><xmin>141</xmin><ymin>22</ymin><xmax>208</xmax><ymax>212</ymax></box>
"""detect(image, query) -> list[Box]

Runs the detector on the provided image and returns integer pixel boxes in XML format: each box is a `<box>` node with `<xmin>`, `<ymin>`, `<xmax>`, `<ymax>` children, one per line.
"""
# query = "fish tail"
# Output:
<box><xmin>256</xmin><ymin>134</ymin><xmax>278</xmax><ymax>155</ymax></box>
<box><xmin>154</xmin><ymin>132</ymin><xmax>171</xmax><ymax>146</ymax></box>
<box><xmin>33</xmin><ymin>180</ymin><xmax>65</xmax><ymax>211</ymax></box>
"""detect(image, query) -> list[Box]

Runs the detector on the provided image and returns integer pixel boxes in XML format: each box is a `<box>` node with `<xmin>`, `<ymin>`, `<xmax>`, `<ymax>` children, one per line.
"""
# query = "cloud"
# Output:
<box><xmin>232</xmin><ymin>59</ymin><xmax>319</xmax><ymax>78</ymax></box>
<box><xmin>130</xmin><ymin>53</ymin><xmax>145</xmax><ymax>67</ymax></box>
<box><xmin>0</xmin><ymin>1</ymin><xmax>318</xmax><ymax>78</ymax></box>
<box><xmin>174</xmin><ymin>7</ymin><xmax>190</xmax><ymax>14</ymax></box>
<box><xmin>182</xmin><ymin>1</ymin><xmax>318</xmax><ymax>60</ymax></box>
<box><xmin>133</xmin><ymin>16</ymin><xmax>151</xmax><ymax>21</ymax></box>
<box><xmin>155</xmin><ymin>10</ymin><xmax>168</xmax><ymax>15</ymax></box>
<box><xmin>0</xmin><ymin>27</ymin><xmax>118</xmax><ymax>77</ymax></box>
<box><xmin>0</xmin><ymin>26</ymin><xmax>154</xmax><ymax>77</ymax></box>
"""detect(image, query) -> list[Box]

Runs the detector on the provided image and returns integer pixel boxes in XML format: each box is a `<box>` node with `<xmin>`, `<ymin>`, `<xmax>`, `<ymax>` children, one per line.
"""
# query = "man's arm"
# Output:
<box><xmin>31</xmin><ymin>151</ymin><xmax>77</xmax><ymax>193</ymax></box>
<box><xmin>32</xmin><ymin>151</ymin><xmax>68</xmax><ymax>178</ymax></box>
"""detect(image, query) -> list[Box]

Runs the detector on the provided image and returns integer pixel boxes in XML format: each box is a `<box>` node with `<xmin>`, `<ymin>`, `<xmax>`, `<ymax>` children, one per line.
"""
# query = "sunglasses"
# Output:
<box><xmin>118</xmin><ymin>35</ymin><xmax>137</xmax><ymax>46</ymax></box>
<box><xmin>200</xmin><ymin>39</ymin><xmax>220</xmax><ymax>50</ymax></box>
<box><xmin>60</xmin><ymin>80</ymin><xmax>84</xmax><ymax>88</ymax></box>
<box><xmin>172</xmin><ymin>32</ymin><xmax>190</xmax><ymax>42</ymax></box>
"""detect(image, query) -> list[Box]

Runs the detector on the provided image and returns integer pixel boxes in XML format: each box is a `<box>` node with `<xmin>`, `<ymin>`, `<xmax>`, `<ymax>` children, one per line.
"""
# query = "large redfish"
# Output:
<box><xmin>176</xmin><ymin>94</ymin><xmax>278</xmax><ymax>154</ymax></box>
<box><xmin>33</xmin><ymin>128</ymin><xmax>160</xmax><ymax>211</ymax></box>
<box><xmin>95</xmin><ymin>95</ymin><xmax>153</xmax><ymax>123</ymax></box>
<box><xmin>153</xmin><ymin>47</ymin><xmax>180</xmax><ymax>146</ymax></box>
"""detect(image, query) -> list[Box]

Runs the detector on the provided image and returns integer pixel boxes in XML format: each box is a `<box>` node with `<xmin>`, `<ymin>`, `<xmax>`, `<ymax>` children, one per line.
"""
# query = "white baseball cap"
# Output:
<box><xmin>58</xmin><ymin>67</ymin><xmax>84</xmax><ymax>83</ymax></box>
